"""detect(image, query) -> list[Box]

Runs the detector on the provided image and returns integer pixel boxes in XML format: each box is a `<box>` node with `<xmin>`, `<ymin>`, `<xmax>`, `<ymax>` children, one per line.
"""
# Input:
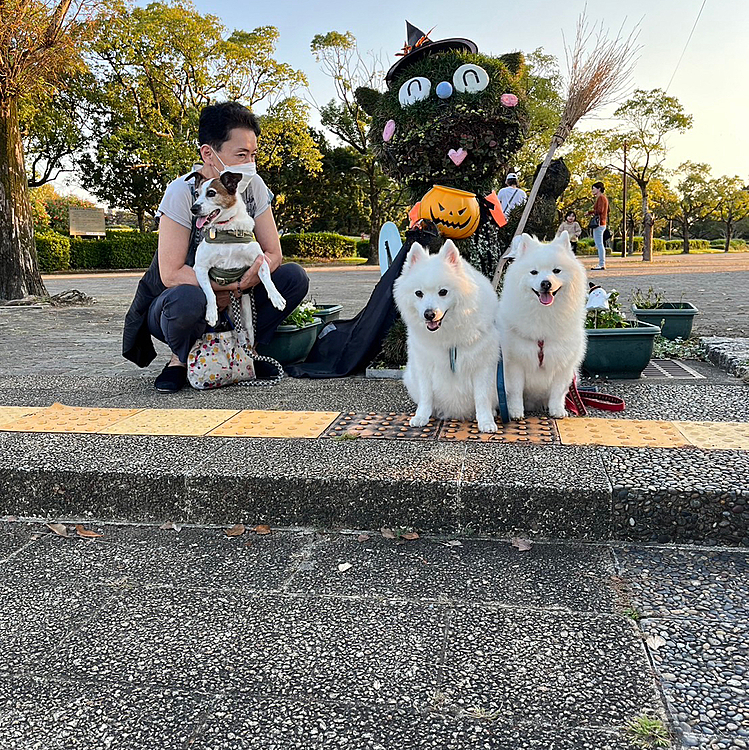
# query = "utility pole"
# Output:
<box><xmin>621</xmin><ymin>142</ymin><xmax>628</xmax><ymax>257</ymax></box>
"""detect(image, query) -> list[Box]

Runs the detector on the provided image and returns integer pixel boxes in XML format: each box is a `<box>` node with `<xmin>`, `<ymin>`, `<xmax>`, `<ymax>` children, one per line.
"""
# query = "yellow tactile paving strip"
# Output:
<box><xmin>0</xmin><ymin>404</ymin><xmax>747</xmax><ymax>449</ymax></box>
<box><xmin>207</xmin><ymin>410</ymin><xmax>340</xmax><ymax>438</ymax></box>
<box><xmin>102</xmin><ymin>408</ymin><xmax>239</xmax><ymax>436</ymax></box>
<box><xmin>673</xmin><ymin>421</ymin><xmax>749</xmax><ymax>451</ymax></box>
<box><xmin>556</xmin><ymin>417</ymin><xmax>690</xmax><ymax>448</ymax></box>
<box><xmin>0</xmin><ymin>406</ymin><xmax>43</xmax><ymax>429</ymax></box>
<box><xmin>0</xmin><ymin>403</ymin><xmax>141</xmax><ymax>433</ymax></box>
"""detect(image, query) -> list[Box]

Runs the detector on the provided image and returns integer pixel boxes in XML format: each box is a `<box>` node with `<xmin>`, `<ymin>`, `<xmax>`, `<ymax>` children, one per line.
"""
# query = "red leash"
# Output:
<box><xmin>565</xmin><ymin>376</ymin><xmax>625</xmax><ymax>416</ymax></box>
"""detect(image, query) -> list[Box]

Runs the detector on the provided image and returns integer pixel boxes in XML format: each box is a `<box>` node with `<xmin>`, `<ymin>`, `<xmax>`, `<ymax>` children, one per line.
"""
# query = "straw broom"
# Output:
<box><xmin>491</xmin><ymin>12</ymin><xmax>640</xmax><ymax>290</ymax></box>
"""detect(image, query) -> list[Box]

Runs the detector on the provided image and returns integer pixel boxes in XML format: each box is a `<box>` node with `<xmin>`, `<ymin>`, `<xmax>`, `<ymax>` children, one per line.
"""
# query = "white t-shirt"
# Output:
<box><xmin>498</xmin><ymin>185</ymin><xmax>527</xmax><ymax>214</ymax></box>
<box><xmin>156</xmin><ymin>167</ymin><xmax>274</xmax><ymax>229</ymax></box>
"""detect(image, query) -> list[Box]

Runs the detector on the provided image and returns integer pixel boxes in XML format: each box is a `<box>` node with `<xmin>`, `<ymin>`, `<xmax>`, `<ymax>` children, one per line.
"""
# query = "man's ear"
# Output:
<box><xmin>355</xmin><ymin>86</ymin><xmax>383</xmax><ymax>117</ymax></box>
<box><xmin>185</xmin><ymin>171</ymin><xmax>207</xmax><ymax>189</ymax></box>
<box><xmin>220</xmin><ymin>171</ymin><xmax>243</xmax><ymax>195</ymax></box>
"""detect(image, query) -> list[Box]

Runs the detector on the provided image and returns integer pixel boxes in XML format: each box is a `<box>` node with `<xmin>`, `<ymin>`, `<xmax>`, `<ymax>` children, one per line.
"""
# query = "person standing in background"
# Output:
<box><xmin>556</xmin><ymin>210</ymin><xmax>582</xmax><ymax>254</ymax></box>
<box><xmin>498</xmin><ymin>172</ymin><xmax>527</xmax><ymax>215</ymax></box>
<box><xmin>589</xmin><ymin>182</ymin><xmax>609</xmax><ymax>270</ymax></box>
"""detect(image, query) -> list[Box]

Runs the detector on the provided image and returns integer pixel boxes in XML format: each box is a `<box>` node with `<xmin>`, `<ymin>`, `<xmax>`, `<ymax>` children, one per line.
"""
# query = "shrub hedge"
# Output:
<box><xmin>35</xmin><ymin>230</ymin><xmax>71</xmax><ymax>272</ymax></box>
<box><xmin>356</xmin><ymin>239</ymin><xmax>370</xmax><ymax>258</ymax></box>
<box><xmin>280</xmin><ymin>232</ymin><xmax>357</xmax><ymax>259</ymax></box>
<box><xmin>612</xmin><ymin>237</ymin><xmax>667</xmax><ymax>254</ymax></box>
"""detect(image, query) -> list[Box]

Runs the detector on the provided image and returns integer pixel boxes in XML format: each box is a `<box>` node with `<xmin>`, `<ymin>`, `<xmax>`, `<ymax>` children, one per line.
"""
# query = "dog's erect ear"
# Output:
<box><xmin>405</xmin><ymin>242</ymin><xmax>428</xmax><ymax>269</ymax></box>
<box><xmin>556</xmin><ymin>229</ymin><xmax>574</xmax><ymax>253</ymax></box>
<box><xmin>185</xmin><ymin>171</ymin><xmax>207</xmax><ymax>189</ymax></box>
<box><xmin>503</xmin><ymin>233</ymin><xmax>532</xmax><ymax>260</ymax></box>
<box><xmin>220</xmin><ymin>171</ymin><xmax>243</xmax><ymax>195</ymax></box>
<box><xmin>439</xmin><ymin>240</ymin><xmax>461</xmax><ymax>267</ymax></box>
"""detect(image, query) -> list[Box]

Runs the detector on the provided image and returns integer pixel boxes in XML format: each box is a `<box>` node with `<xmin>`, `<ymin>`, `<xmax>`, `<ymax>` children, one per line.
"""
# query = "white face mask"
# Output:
<box><xmin>205</xmin><ymin>146</ymin><xmax>256</xmax><ymax>190</ymax></box>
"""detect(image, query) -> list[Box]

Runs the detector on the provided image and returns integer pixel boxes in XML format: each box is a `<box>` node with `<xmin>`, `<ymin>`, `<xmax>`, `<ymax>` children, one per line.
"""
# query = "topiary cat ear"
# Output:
<box><xmin>498</xmin><ymin>52</ymin><xmax>524</xmax><ymax>76</ymax></box>
<box><xmin>355</xmin><ymin>86</ymin><xmax>383</xmax><ymax>116</ymax></box>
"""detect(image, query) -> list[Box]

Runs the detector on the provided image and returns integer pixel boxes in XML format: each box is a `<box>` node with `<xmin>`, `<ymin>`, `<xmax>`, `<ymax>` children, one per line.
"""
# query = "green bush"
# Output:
<box><xmin>575</xmin><ymin>237</ymin><xmax>597</xmax><ymax>255</ymax></box>
<box><xmin>612</xmin><ymin>237</ymin><xmax>666</xmax><ymax>254</ymax></box>
<box><xmin>280</xmin><ymin>232</ymin><xmax>357</xmax><ymax>259</ymax></box>
<box><xmin>356</xmin><ymin>239</ymin><xmax>370</xmax><ymax>258</ymax></box>
<box><xmin>69</xmin><ymin>231</ymin><xmax>157</xmax><ymax>269</ymax></box>
<box><xmin>35</xmin><ymin>231</ymin><xmax>71</xmax><ymax>272</ymax></box>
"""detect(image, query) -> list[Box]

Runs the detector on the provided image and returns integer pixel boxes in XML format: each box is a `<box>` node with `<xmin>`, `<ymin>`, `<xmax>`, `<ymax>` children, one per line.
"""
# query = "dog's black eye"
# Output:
<box><xmin>530</xmin><ymin>270</ymin><xmax>538</xmax><ymax>275</ymax></box>
<box><xmin>438</xmin><ymin>289</ymin><xmax>448</xmax><ymax>297</ymax></box>
<box><xmin>553</xmin><ymin>268</ymin><xmax>561</xmax><ymax>274</ymax></box>
<box><xmin>415</xmin><ymin>290</ymin><xmax>423</xmax><ymax>298</ymax></box>
<box><xmin>206</xmin><ymin>189</ymin><xmax>216</xmax><ymax>197</ymax></box>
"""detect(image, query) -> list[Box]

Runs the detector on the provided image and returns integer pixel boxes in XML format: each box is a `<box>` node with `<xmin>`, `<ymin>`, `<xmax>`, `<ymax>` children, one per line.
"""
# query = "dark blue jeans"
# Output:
<box><xmin>147</xmin><ymin>263</ymin><xmax>309</xmax><ymax>363</ymax></box>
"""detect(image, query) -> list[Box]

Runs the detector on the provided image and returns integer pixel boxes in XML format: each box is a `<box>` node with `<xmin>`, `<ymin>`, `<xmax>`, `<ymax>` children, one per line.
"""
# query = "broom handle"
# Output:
<box><xmin>491</xmin><ymin>136</ymin><xmax>563</xmax><ymax>290</ymax></box>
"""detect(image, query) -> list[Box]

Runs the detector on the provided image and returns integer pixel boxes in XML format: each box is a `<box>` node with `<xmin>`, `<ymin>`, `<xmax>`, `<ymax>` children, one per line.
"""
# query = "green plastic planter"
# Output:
<box><xmin>313</xmin><ymin>304</ymin><xmax>343</xmax><ymax>326</ymax></box>
<box><xmin>256</xmin><ymin>318</ymin><xmax>322</xmax><ymax>365</ymax></box>
<box><xmin>631</xmin><ymin>302</ymin><xmax>698</xmax><ymax>340</ymax></box>
<box><xmin>583</xmin><ymin>321</ymin><xmax>660</xmax><ymax>379</ymax></box>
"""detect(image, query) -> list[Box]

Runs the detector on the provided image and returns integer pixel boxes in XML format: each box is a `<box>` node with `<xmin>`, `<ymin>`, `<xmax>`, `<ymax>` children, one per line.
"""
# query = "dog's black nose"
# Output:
<box><xmin>190</xmin><ymin>204</ymin><xmax>200</xmax><ymax>215</ymax></box>
<box><xmin>423</xmin><ymin>309</ymin><xmax>436</xmax><ymax>321</ymax></box>
<box><xmin>540</xmin><ymin>279</ymin><xmax>552</xmax><ymax>292</ymax></box>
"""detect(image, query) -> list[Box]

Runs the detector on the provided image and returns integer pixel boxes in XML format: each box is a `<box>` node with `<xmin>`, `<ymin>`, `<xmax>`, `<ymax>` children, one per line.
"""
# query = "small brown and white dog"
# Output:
<box><xmin>186</xmin><ymin>170</ymin><xmax>286</xmax><ymax>336</ymax></box>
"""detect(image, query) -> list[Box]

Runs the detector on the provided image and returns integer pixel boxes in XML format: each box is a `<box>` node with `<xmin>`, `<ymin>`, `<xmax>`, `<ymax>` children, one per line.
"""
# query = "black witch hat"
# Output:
<box><xmin>385</xmin><ymin>21</ymin><xmax>478</xmax><ymax>88</ymax></box>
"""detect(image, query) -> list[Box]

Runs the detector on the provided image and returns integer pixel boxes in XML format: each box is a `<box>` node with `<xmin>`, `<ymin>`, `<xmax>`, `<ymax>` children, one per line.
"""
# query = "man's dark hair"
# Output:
<box><xmin>506</xmin><ymin>177</ymin><xmax>518</xmax><ymax>186</ymax></box>
<box><xmin>592</xmin><ymin>181</ymin><xmax>605</xmax><ymax>192</ymax></box>
<box><xmin>198</xmin><ymin>101</ymin><xmax>260</xmax><ymax>150</ymax></box>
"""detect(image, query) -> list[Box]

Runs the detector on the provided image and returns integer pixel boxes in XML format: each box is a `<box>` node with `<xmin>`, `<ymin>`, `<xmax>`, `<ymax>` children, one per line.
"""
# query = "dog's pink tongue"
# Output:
<box><xmin>539</xmin><ymin>292</ymin><xmax>554</xmax><ymax>306</ymax></box>
<box><xmin>196</xmin><ymin>216</ymin><xmax>208</xmax><ymax>229</ymax></box>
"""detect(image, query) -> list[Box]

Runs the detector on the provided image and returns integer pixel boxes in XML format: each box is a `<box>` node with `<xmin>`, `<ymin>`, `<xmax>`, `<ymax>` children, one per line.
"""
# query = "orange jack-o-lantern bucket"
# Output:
<box><xmin>419</xmin><ymin>185</ymin><xmax>481</xmax><ymax>239</ymax></box>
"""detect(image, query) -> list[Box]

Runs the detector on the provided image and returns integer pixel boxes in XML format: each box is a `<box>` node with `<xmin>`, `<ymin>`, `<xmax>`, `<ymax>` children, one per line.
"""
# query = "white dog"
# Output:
<box><xmin>187</xmin><ymin>170</ymin><xmax>285</xmax><ymax>338</ymax></box>
<box><xmin>393</xmin><ymin>240</ymin><xmax>501</xmax><ymax>433</ymax></box>
<box><xmin>497</xmin><ymin>231</ymin><xmax>587</xmax><ymax>420</ymax></box>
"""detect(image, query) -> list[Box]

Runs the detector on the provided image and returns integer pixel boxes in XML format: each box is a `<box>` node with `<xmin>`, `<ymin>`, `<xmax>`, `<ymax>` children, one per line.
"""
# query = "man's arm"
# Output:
<box><xmin>157</xmin><ymin>216</ymin><xmax>199</xmax><ymax>288</ymax></box>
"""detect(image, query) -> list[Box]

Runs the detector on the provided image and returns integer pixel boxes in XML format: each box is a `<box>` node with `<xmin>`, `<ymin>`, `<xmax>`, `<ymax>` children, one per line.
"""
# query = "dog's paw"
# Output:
<box><xmin>270</xmin><ymin>292</ymin><xmax>286</xmax><ymax>311</ymax></box>
<box><xmin>410</xmin><ymin>414</ymin><xmax>430</xmax><ymax>428</ymax></box>
<box><xmin>509</xmin><ymin>411</ymin><xmax>525</xmax><ymax>422</ymax></box>
<box><xmin>549</xmin><ymin>408</ymin><xmax>568</xmax><ymax>419</ymax></box>
<box><xmin>205</xmin><ymin>306</ymin><xmax>219</xmax><ymax>327</ymax></box>
<box><xmin>478</xmin><ymin>418</ymin><xmax>498</xmax><ymax>433</ymax></box>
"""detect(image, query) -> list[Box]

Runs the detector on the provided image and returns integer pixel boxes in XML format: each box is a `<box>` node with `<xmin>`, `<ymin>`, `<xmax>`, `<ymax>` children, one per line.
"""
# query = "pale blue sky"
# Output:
<box><xmin>190</xmin><ymin>0</ymin><xmax>746</xmax><ymax>181</ymax></box>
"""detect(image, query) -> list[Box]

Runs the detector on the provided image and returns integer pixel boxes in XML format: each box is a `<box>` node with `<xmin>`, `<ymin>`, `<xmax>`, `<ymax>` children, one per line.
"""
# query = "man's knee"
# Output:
<box><xmin>163</xmin><ymin>285</ymin><xmax>207</xmax><ymax>328</ymax></box>
<box><xmin>273</xmin><ymin>263</ymin><xmax>309</xmax><ymax>299</ymax></box>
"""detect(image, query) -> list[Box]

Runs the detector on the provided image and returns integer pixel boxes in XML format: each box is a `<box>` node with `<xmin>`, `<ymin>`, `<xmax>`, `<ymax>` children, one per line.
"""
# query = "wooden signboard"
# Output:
<box><xmin>69</xmin><ymin>207</ymin><xmax>106</xmax><ymax>237</ymax></box>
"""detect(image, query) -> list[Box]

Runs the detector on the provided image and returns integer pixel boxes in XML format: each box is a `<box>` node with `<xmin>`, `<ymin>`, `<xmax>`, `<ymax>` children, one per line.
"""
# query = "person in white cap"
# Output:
<box><xmin>498</xmin><ymin>172</ymin><xmax>527</xmax><ymax>215</ymax></box>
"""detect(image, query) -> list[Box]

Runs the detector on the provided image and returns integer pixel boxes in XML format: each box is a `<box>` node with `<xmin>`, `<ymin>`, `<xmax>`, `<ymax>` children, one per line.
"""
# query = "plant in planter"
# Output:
<box><xmin>584</xmin><ymin>285</ymin><xmax>660</xmax><ymax>379</ymax></box>
<box><xmin>256</xmin><ymin>301</ymin><xmax>321</xmax><ymax>365</ymax></box>
<box><xmin>631</xmin><ymin>286</ymin><xmax>699</xmax><ymax>341</ymax></box>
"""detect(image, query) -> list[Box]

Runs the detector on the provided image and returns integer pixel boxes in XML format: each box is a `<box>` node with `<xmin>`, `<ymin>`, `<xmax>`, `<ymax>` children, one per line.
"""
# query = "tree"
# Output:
<box><xmin>311</xmin><ymin>30</ymin><xmax>402</xmax><ymax>263</ymax></box>
<box><xmin>671</xmin><ymin>162</ymin><xmax>716</xmax><ymax>253</ymax></box>
<box><xmin>714</xmin><ymin>176</ymin><xmax>749</xmax><ymax>252</ymax></box>
<box><xmin>602</xmin><ymin>89</ymin><xmax>692</xmax><ymax>261</ymax></box>
<box><xmin>0</xmin><ymin>0</ymin><xmax>97</xmax><ymax>300</ymax></box>
<box><xmin>83</xmin><ymin>2</ymin><xmax>315</xmax><ymax>229</ymax></box>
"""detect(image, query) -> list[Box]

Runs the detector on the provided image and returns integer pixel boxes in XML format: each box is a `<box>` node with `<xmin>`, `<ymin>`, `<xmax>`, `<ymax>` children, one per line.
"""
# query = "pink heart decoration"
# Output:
<box><xmin>501</xmin><ymin>93</ymin><xmax>519</xmax><ymax>107</ymax></box>
<box><xmin>382</xmin><ymin>119</ymin><xmax>396</xmax><ymax>142</ymax></box>
<box><xmin>448</xmin><ymin>148</ymin><xmax>467</xmax><ymax>166</ymax></box>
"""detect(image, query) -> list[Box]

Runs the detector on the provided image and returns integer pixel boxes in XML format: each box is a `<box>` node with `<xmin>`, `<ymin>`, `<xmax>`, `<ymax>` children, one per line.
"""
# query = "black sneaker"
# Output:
<box><xmin>154</xmin><ymin>363</ymin><xmax>187</xmax><ymax>393</ymax></box>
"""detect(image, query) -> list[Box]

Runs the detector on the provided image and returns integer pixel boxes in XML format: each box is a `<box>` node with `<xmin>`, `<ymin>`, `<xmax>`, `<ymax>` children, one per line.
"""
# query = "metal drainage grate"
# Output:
<box><xmin>641</xmin><ymin>359</ymin><xmax>705</xmax><ymax>380</ymax></box>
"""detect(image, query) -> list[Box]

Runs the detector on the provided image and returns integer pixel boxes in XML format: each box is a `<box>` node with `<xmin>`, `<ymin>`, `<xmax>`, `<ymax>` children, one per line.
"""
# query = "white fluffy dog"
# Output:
<box><xmin>393</xmin><ymin>240</ymin><xmax>501</xmax><ymax>433</ymax></box>
<box><xmin>498</xmin><ymin>231</ymin><xmax>587</xmax><ymax>420</ymax></box>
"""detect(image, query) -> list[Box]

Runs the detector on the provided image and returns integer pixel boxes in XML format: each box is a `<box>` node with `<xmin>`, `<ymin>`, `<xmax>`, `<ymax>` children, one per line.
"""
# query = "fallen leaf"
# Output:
<box><xmin>401</xmin><ymin>531</ymin><xmax>419</xmax><ymax>541</ymax></box>
<box><xmin>159</xmin><ymin>521</ymin><xmax>182</xmax><ymax>532</ymax></box>
<box><xmin>30</xmin><ymin>533</ymin><xmax>41</xmax><ymax>541</ymax></box>
<box><xmin>338</xmin><ymin>562</ymin><xmax>352</xmax><ymax>572</ymax></box>
<box><xmin>253</xmin><ymin>524</ymin><xmax>271</xmax><ymax>535</ymax></box>
<box><xmin>357</xmin><ymin>534</ymin><xmax>371</xmax><ymax>542</ymax></box>
<box><xmin>46</xmin><ymin>523</ymin><xmax>68</xmax><ymax>538</ymax></box>
<box><xmin>646</xmin><ymin>634</ymin><xmax>666</xmax><ymax>651</ymax></box>
<box><xmin>75</xmin><ymin>524</ymin><xmax>102</xmax><ymax>539</ymax></box>
<box><xmin>225</xmin><ymin>524</ymin><xmax>245</xmax><ymax>537</ymax></box>
<box><xmin>511</xmin><ymin>537</ymin><xmax>532</xmax><ymax>552</ymax></box>
<box><xmin>380</xmin><ymin>527</ymin><xmax>396</xmax><ymax>539</ymax></box>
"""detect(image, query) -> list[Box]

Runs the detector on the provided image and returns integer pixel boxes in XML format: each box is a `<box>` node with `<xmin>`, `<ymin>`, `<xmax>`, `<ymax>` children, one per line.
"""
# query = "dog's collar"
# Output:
<box><xmin>203</xmin><ymin>227</ymin><xmax>256</xmax><ymax>244</ymax></box>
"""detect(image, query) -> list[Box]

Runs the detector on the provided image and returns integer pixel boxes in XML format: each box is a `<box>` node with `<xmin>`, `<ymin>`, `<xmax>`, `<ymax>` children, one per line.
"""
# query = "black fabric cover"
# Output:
<box><xmin>286</xmin><ymin>225</ymin><xmax>440</xmax><ymax>379</ymax></box>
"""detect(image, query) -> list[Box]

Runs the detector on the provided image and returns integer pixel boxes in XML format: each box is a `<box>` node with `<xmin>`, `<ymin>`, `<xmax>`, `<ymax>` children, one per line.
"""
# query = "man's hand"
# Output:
<box><xmin>216</xmin><ymin>290</ymin><xmax>232</xmax><ymax>311</ymax></box>
<box><xmin>238</xmin><ymin>254</ymin><xmax>265</xmax><ymax>291</ymax></box>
